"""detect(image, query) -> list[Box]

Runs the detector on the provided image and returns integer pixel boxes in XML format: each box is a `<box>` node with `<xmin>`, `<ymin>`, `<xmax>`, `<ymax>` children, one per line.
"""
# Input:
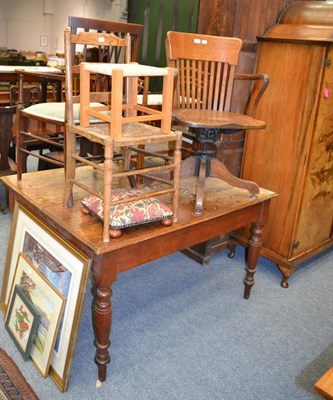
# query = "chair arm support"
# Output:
<box><xmin>234</xmin><ymin>73</ymin><xmax>269</xmax><ymax>118</ymax></box>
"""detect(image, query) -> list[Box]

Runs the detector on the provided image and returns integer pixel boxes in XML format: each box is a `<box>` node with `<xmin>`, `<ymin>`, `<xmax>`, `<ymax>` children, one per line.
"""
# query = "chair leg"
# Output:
<box><xmin>63</xmin><ymin>127</ymin><xmax>76</xmax><ymax>207</ymax></box>
<box><xmin>16</xmin><ymin>114</ymin><xmax>31</xmax><ymax>180</ymax></box>
<box><xmin>194</xmin><ymin>158</ymin><xmax>207</xmax><ymax>215</ymax></box>
<box><xmin>172</xmin><ymin>131</ymin><xmax>182</xmax><ymax>222</ymax></box>
<box><xmin>135</xmin><ymin>144</ymin><xmax>145</xmax><ymax>184</ymax></box>
<box><xmin>179</xmin><ymin>156</ymin><xmax>197</xmax><ymax>177</ymax></box>
<box><xmin>102</xmin><ymin>140</ymin><xmax>114</xmax><ymax>243</ymax></box>
<box><xmin>210</xmin><ymin>158</ymin><xmax>259</xmax><ymax>196</ymax></box>
<box><xmin>179</xmin><ymin>154</ymin><xmax>206</xmax><ymax>215</ymax></box>
<box><xmin>122</xmin><ymin>146</ymin><xmax>135</xmax><ymax>188</ymax></box>
<box><xmin>180</xmin><ymin>154</ymin><xmax>259</xmax><ymax>215</ymax></box>
<box><xmin>16</xmin><ymin>132</ymin><xmax>27</xmax><ymax>181</ymax></box>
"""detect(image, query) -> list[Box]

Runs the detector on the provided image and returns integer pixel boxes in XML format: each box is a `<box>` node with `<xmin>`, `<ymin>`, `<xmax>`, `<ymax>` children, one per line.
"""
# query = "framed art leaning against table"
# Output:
<box><xmin>0</xmin><ymin>202</ymin><xmax>91</xmax><ymax>392</ymax></box>
<box><xmin>5</xmin><ymin>283</ymin><xmax>40</xmax><ymax>361</ymax></box>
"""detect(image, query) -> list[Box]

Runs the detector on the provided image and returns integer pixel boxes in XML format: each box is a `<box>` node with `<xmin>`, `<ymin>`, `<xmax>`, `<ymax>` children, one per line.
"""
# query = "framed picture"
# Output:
<box><xmin>5</xmin><ymin>284</ymin><xmax>40</xmax><ymax>361</ymax></box>
<box><xmin>0</xmin><ymin>202</ymin><xmax>91</xmax><ymax>391</ymax></box>
<box><xmin>7</xmin><ymin>253</ymin><xmax>65</xmax><ymax>376</ymax></box>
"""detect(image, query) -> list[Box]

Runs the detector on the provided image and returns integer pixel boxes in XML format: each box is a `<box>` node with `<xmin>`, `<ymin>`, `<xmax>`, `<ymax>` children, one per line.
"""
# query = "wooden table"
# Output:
<box><xmin>0</xmin><ymin>66</ymin><xmax>64</xmax><ymax>106</ymax></box>
<box><xmin>1</xmin><ymin>167</ymin><xmax>276</xmax><ymax>383</ymax></box>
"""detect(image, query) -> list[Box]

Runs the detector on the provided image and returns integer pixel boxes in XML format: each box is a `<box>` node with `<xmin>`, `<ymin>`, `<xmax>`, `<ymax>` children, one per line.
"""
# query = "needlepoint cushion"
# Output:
<box><xmin>81</xmin><ymin>189</ymin><xmax>173</xmax><ymax>230</ymax></box>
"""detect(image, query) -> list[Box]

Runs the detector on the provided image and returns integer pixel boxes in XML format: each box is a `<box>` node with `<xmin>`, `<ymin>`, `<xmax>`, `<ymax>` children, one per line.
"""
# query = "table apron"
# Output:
<box><xmin>115</xmin><ymin>200</ymin><xmax>270</xmax><ymax>274</ymax></box>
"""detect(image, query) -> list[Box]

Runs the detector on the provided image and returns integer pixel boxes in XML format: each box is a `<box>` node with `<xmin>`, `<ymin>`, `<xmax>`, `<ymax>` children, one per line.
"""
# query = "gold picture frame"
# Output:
<box><xmin>7</xmin><ymin>253</ymin><xmax>65</xmax><ymax>376</ymax></box>
<box><xmin>0</xmin><ymin>202</ymin><xmax>91</xmax><ymax>391</ymax></box>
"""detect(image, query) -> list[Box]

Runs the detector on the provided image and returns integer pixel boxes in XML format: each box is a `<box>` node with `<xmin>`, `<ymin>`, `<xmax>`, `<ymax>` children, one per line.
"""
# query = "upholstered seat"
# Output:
<box><xmin>81</xmin><ymin>189</ymin><xmax>173</xmax><ymax>236</ymax></box>
<box><xmin>23</xmin><ymin>95</ymin><xmax>163</xmax><ymax>123</ymax></box>
<box><xmin>22</xmin><ymin>102</ymin><xmax>107</xmax><ymax>123</ymax></box>
<box><xmin>137</xmin><ymin>93</ymin><xmax>163</xmax><ymax>106</ymax></box>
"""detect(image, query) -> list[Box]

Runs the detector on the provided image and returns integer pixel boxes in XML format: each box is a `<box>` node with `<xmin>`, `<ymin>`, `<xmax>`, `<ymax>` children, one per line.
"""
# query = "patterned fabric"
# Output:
<box><xmin>81</xmin><ymin>189</ymin><xmax>173</xmax><ymax>230</ymax></box>
<box><xmin>0</xmin><ymin>348</ymin><xmax>39</xmax><ymax>399</ymax></box>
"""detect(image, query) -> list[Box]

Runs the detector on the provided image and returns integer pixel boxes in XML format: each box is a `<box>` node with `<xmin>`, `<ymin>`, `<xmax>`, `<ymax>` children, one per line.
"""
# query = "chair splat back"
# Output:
<box><xmin>64</xmin><ymin>28</ymin><xmax>131</xmax><ymax>127</ymax></box>
<box><xmin>165</xmin><ymin>31</ymin><xmax>268</xmax><ymax>216</ymax></box>
<box><xmin>166</xmin><ymin>31</ymin><xmax>242</xmax><ymax>112</ymax></box>
<box><xmin>68</xmin><ymin>16</ymin><xmax>143</xmax><ymax>62</ymax></box>
<box><xmin>70</xmin><ymin>31</ymin><xmax>130</xmax><ymax>96</ymax></box>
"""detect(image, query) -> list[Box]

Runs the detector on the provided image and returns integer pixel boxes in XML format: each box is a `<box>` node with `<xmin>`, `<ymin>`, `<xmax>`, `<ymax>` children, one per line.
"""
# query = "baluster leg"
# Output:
<box><xmin>91</xmin><ymin>254</ymin><xmax>117</xmax><ymax>383</ymax></box>
<box><xmin>243</xmin><ymin>220</ymin><xmax>263</xmax><ymax>299</ymax></box>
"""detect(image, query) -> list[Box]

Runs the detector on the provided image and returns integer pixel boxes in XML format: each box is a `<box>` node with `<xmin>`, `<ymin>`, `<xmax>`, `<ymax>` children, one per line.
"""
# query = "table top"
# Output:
<box><xmin>2</xmin><ymin>167</ymin><xmax>276</xmax><ymax>259</ymax></box>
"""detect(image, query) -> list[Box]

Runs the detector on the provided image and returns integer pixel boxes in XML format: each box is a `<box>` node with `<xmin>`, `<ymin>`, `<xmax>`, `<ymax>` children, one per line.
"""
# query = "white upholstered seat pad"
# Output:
<box><xmin>22</xmin><ymin>94</ymin><xmax>163</xmax><ymax>123</ymax></box>
<box><xmin>137</xmin><ymin>93</ymin><xmax>163</xmax><ymax>106</ymax></box>
<box><xmin>82</xmin><ymin>63</ymin><xmax>168</xmax><ymax>77</ymax></box>
<box><xmin>22</xmin><ymin>102</ymin><xmax>105</xmax><ymax>123</ymax></box>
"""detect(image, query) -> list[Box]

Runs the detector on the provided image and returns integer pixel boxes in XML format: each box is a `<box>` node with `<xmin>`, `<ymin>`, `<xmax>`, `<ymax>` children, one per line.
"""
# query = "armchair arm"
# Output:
<box><xmin>234</xmin><ymin>73</ymin><xmax>269</xmax><ymax>118</ymax></box>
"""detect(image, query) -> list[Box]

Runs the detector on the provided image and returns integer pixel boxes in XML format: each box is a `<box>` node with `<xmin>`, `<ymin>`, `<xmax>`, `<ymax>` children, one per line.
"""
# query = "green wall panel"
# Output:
<box><xmin>128</xmin><ymin>0</ymin><xmax>200</xmax><ymax>92</ymax></box>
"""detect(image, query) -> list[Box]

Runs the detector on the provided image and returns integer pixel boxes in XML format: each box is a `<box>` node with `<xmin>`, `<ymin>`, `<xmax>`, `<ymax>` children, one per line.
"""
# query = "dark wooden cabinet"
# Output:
<box><xmin>234</xmin><ymin>1</ymin><xmax>333</xmax><ymax>286</ymax></box>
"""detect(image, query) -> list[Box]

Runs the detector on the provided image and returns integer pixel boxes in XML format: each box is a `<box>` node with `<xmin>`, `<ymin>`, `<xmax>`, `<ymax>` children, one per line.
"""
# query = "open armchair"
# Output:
<box><xmin>165</xmin><ymin>31</ymin><xmax>269</xmax><ymax>214</ymax></box>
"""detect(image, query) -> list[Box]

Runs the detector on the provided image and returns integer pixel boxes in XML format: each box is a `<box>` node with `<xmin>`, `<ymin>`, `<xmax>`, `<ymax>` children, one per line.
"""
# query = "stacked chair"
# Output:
<box><xmin>16</xmin><ymin>17</ymin><xmax>144</xmax><ymax>178</ymax></box>
<box><xmin>62</xmin><ymin>27</ymin><xmax>182</xmax><ymax>243</ymax></box>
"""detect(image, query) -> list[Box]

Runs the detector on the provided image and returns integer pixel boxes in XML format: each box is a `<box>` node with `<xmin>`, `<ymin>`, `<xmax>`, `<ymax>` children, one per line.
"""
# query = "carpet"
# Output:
<box><xmin>0</xmin><ymin>349</ymin><xmax>39</xmax><ymax>400</ymax></box>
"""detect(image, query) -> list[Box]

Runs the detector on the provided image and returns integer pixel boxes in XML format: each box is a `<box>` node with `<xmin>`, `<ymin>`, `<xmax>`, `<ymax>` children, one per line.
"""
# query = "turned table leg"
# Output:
<box><xmin>243</xmin><ymin>220</ymin><xmax>263</xmax><ymax>299</ymax></box>
<box><xmin>91</xmin><ymin>254</ymin><xmax>117</xmax><ymax>383</ymax></box>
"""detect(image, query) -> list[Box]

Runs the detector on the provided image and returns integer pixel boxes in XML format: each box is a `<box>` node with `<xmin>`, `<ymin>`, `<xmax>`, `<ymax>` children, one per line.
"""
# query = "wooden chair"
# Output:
<box><xmin>0</xmin><ymin>106</ymin><xmax>16</xmax><ymax>213</ymax></box>
<box><xmin>16</xmin><ymin>17</ymin><xmax>144</xmax><ymax>180</ymax></box>
<box><xmin>63</xmin><ymin>28</ymin><xmax>182</xmax><ymax>243</ymax></box>
<box><xmin>166</xmin><ymin>31</ymin><xmax>269</xmax><ymax>214</ymax></box>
